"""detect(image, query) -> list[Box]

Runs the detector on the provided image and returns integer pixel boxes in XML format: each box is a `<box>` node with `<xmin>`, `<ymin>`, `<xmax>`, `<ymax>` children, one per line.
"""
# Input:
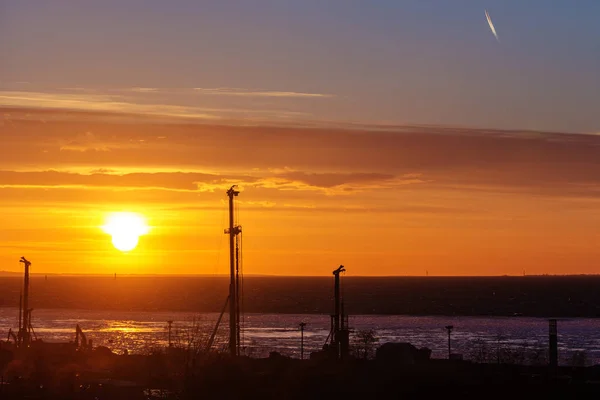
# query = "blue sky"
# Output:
<box><xmin>1</xmin><ymin>0</ymin><xmax>599</xmax><ymax>132</ymax></box>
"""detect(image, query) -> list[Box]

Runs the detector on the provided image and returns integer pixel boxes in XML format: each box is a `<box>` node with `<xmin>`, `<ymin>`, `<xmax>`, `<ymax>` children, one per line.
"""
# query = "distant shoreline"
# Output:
<box><xmin>0</xmin><ymin>306</ymin><xmax>597</xmax><ymax>320</ymax></box>
<box><xmin>0</xmin><ymin>275</ymin><xmax>599</xmax><ymax>317</ymax></box>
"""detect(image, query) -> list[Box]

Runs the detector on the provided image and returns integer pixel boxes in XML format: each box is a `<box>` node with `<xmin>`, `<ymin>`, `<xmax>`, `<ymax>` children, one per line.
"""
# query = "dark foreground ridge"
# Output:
<box><xmin>0</xmin><ymin>275</ymin><xmax>599</xmax><ymax>317</ymax></box>
<box><xmin>1</xmin><ymin>346</ymin><xmax>600</xmax><ymax>400</ymax></box>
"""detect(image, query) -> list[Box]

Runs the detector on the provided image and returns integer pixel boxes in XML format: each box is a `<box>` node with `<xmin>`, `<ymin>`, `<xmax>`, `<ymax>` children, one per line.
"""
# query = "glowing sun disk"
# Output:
<box><xmin>101</xmin><ymin>212</ymin><xmax>149</xmax><ymax>252</ymax></box>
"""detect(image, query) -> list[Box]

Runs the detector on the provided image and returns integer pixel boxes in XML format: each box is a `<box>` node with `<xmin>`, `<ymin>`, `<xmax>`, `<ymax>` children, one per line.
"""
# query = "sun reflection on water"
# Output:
<box><xmin>1</xmin><ymin>309</ymin><xmax>599</xmax><ymax>363</ymax></box>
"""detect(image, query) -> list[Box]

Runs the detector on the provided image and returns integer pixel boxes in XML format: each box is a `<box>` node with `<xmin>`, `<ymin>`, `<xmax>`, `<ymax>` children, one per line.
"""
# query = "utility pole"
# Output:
<box><xmin>167</xmin><ymin>320</ymin><xmax>173</xmax><ymax>347</ymax></box>
<box><xmin>549</xmin><ymin>319</ymin><xmax>558</xmax><ymax>372</ymax></box>
<box><xmin>299</xmin><ymin>322</ymin><xmax>307</xmax><ymax>360</ymax></box>
<box><xmin>445</xmin><ymin>325</ymin><xmax>453</xmax><ymax>359</ymax></box>
<box><xmin>225</xmin><ymin>186</ymin><xmax>242</xmax><ymax>357</ymax></box>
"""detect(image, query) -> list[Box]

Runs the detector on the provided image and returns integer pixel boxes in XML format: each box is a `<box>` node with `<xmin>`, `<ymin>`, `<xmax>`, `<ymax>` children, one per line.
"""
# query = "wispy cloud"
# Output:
<box><xmin>0</xmin><ymin>170</ymin><xmax>422</xmax><ymax>197</ymax></box>
<box><xmin>193</xmin><ymin>87</ymin><xmax>334</xmax><ymax>98</ymax></box>
<box><xmin>0</xmin><ymin>91</ymin><xmax>311</xmax><ymax>122</ymax></box>
<box><xmin>58</xmin><ymin>132</ymin><xmax>147</xmax><ymax>152</ymax></box>
<box><xmin>3</xmin><ymin>85</ymin><xmax>334</xmax><ymax>99</ymax></box>
<box><xmin>0</xmin><ymin>184</ymin><xmax>196</xmax><ymax>193</ymax></box>
<box><xmin>2</xmin><ymin>107</ymin><xmax>600</xmax><ymax>200</ymax></box>
<box><xmin>0</xmin><ymin>91</ymin><xmax>221</xmax><ymax>120</ymax></box>
<box><xmin>61</xmin><ymin>87</ymin><xmax>91</xmax><ymax>92</ymax></box>
<box><xmin>129</xmin><ymin>87</ymin><xmax>159</xmax><ymax>93</ymax></box>
<box><xmin>195</xmin><ymin>173</ymin><xmax>425</xmax><ymax>195</ymax></box>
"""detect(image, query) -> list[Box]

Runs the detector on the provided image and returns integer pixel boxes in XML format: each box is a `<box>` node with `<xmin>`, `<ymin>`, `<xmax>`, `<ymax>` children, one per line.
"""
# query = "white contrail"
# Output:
<box><xmin>485</xmin><ymin>10</ymin><xmax>500</xmax><ymax>42</ymax></box>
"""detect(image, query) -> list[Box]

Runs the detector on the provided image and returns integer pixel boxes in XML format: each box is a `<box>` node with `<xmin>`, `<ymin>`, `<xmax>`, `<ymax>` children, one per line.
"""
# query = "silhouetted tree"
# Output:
<box><xmin>570</xmin><ymin>351</ymin><xmax>588</xmax><ymax>367</ymax></box>
<box><xmin>468</xmin><ymin>339</ymin><xmax>493</xmax><ymax>363</ymax></box>
<box><xmin>351</xmin><ymin>329</ymin><xmax>379</xmax><ymax>359</ymax></box>
<box><xmin>467</xmin><ymin>338</ymin><xmax>548</xmax><ymax>366</ymax></box>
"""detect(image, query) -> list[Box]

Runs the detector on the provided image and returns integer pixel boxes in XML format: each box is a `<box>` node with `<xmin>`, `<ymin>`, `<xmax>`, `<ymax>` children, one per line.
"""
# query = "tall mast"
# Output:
<box><xmin>235</xmin><ymin>230</ymin><xmax>241</xmax><ymax>353</ymax></box>
<box><xmin>19</xmin><ymin>257</ymin><xmax>31</xmax><ymax>347</ymax></box>
<box><xmin>225</xmin><ymin>186</ymin><xmax>241</xmax><ymax>356</ymax></box>
<box><xmin>332</xmin><ymin>265</ymin><xmax>345</xmax><ymax>358</ymax></box>
<box><xmin>334</xmin><ymin>267</ymin><xmax>342</xmax><ymax>340</ymax></box>
<box><xmin>18</xmin><ymin>291</ymin><xmax>22</xmax><ymax>346</ymax></box>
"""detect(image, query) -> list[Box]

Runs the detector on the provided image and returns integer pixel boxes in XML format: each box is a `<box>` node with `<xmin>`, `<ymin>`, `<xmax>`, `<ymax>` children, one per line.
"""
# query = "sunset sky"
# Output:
<box><xmin>1</xmin><ymin>1</ymin><xmax>599</xmax><ymax>275</ymax></box>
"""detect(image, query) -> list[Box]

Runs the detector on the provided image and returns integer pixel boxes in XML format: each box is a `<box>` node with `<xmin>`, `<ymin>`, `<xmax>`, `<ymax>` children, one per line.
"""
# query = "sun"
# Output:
<box><xmin>101</xmin><ymin>212</ymin><xmax>150</xmax><ymax>252</ymax></box>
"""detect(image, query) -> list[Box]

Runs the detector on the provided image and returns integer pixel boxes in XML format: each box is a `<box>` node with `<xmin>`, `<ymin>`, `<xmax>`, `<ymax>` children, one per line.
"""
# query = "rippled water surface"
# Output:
<box><xmin>1</xmin><ymin>308</ymin><xmax>598</xmax><ymax>365</ymax></box>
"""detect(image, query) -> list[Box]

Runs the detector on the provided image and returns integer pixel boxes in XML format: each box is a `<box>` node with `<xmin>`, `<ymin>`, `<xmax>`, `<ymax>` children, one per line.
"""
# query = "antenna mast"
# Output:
<box><xmin>225</xmin><ymin>185</ymin><xmax>242</xmax><ymax>356</ymax></box>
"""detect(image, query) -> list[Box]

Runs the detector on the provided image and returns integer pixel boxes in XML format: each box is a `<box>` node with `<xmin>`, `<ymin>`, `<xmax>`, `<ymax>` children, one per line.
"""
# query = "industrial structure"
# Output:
<box><xmin>225</xmin><ymin>185</ymin><xmax>243</xmax><ymax>356</ymax></box>
<box><xmin>17</xmin><ymin>256</ymin><xmax>34</xmax><ymax>347</ymax></box>
<box><xmin>6</xmin><ymin>257</ymin><xmax>36</xmax><ymax>348</ymax></box>
<box><xmin>319</xmin><ymin>265</ymin><xmax>350</xmax><ymax>360</ymax></box>
<box><xmin>202</xmin><ymin>186</ymin><xmax>245</xmax><ymax>356</ymax></box>
<box><xmin>226</xmin><ymin>185</ymin><xmax>243</xmax><ymax>356</ymax></box>
<box><xmin>5</xmin><ymin>257</ymin><xmax>90</xmax><ymax>352</ymax></box>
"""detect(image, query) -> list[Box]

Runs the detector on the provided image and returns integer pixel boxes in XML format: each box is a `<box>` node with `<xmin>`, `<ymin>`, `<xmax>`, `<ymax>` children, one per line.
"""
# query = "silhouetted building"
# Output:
<box><xmin>375</xmin><ymin>342</ymin><xmax>432</xmax><ymax>365</ymax></box>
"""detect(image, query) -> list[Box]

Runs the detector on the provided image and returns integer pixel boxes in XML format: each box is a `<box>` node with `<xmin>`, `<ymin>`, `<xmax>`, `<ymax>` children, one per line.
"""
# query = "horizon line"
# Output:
<box><xmin>0</xmin><ymin>271</ymin><xmax>598</xmax><ymax>278</ymax></box>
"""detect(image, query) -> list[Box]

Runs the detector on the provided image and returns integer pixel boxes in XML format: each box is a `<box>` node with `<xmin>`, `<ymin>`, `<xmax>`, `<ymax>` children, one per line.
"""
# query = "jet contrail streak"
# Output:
<box><xmin>485</xmin><ymin>10</ymin><xmax>500</xmax><ymax>43</ymax></box>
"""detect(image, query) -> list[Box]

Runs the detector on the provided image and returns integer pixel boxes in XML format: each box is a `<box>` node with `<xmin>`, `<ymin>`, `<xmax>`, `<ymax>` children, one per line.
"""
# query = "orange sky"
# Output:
<box><xmin>0</xmin><ymin>107</ymin><xmax>599</xmax><ymax>276</ymax></box>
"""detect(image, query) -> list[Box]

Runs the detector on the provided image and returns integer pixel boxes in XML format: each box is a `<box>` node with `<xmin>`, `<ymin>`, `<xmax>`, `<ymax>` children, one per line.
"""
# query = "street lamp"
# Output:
<box><xmin>167</xmin><ymin>320</ymin><xmax>173</xmax><ymax>347</ymax></box>
<box><xmin>299</xmin><ymin>322</ymin><xmax>307</xmax><ymax>360</ymax></box>
<box><xmin>445</xmin><ymin>325</ymin><xmax>454</xmax><ymax>359</ymax></box>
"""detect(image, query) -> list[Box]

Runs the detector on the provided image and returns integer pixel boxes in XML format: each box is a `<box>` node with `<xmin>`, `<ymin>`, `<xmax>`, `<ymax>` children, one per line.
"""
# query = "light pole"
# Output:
<box><xmin>445</xmin><ymin>325</ymin><xmax>454</xmax><ymax>359</ymax></box>
<box><xmin>299</xmin><ymin>322</ymin><xmax>307</xmax><ymax>360</ymax></box>
<box><xmin>496</xmin><ymin>333</ymin><xmax>501</xmax><ymax>364</ymax></box>
<box><xmin>167</xmin><ymin>320</ymin><xmax>173</xmax><ymax>347</ymax></box>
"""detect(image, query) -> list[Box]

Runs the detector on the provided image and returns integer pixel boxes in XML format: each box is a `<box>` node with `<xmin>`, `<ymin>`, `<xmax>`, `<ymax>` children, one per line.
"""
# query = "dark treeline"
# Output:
<box><xmin>0</xmin><ymin>275</ymin><xmax>599</xmax><ymax>317</ymax></box>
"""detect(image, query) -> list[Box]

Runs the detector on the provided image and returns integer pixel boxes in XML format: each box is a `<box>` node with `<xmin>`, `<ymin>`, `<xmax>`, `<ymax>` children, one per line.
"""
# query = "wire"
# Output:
<box><xmin>236</xmin><ymin>197</ymin><xmax>245</xmax><ymax>352</ymax></box>
<box><xmin>212</xmin><ymin>203</ymin><xmax>227</xmax><ymax>276</ymax></box>
<box><xmin>240</xmin><ymin>231</ymin><xmax>245</xmax><ymax>350</ymax></box>
<box><xmin>234</xmin><ymin>195</ymin><xmax>245</xmax><ymax>353</ymax></box>
<box><xmin>341</xmin><ymin>268</ymin><xmax>347</xmax><ymax>328</ymax></box>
